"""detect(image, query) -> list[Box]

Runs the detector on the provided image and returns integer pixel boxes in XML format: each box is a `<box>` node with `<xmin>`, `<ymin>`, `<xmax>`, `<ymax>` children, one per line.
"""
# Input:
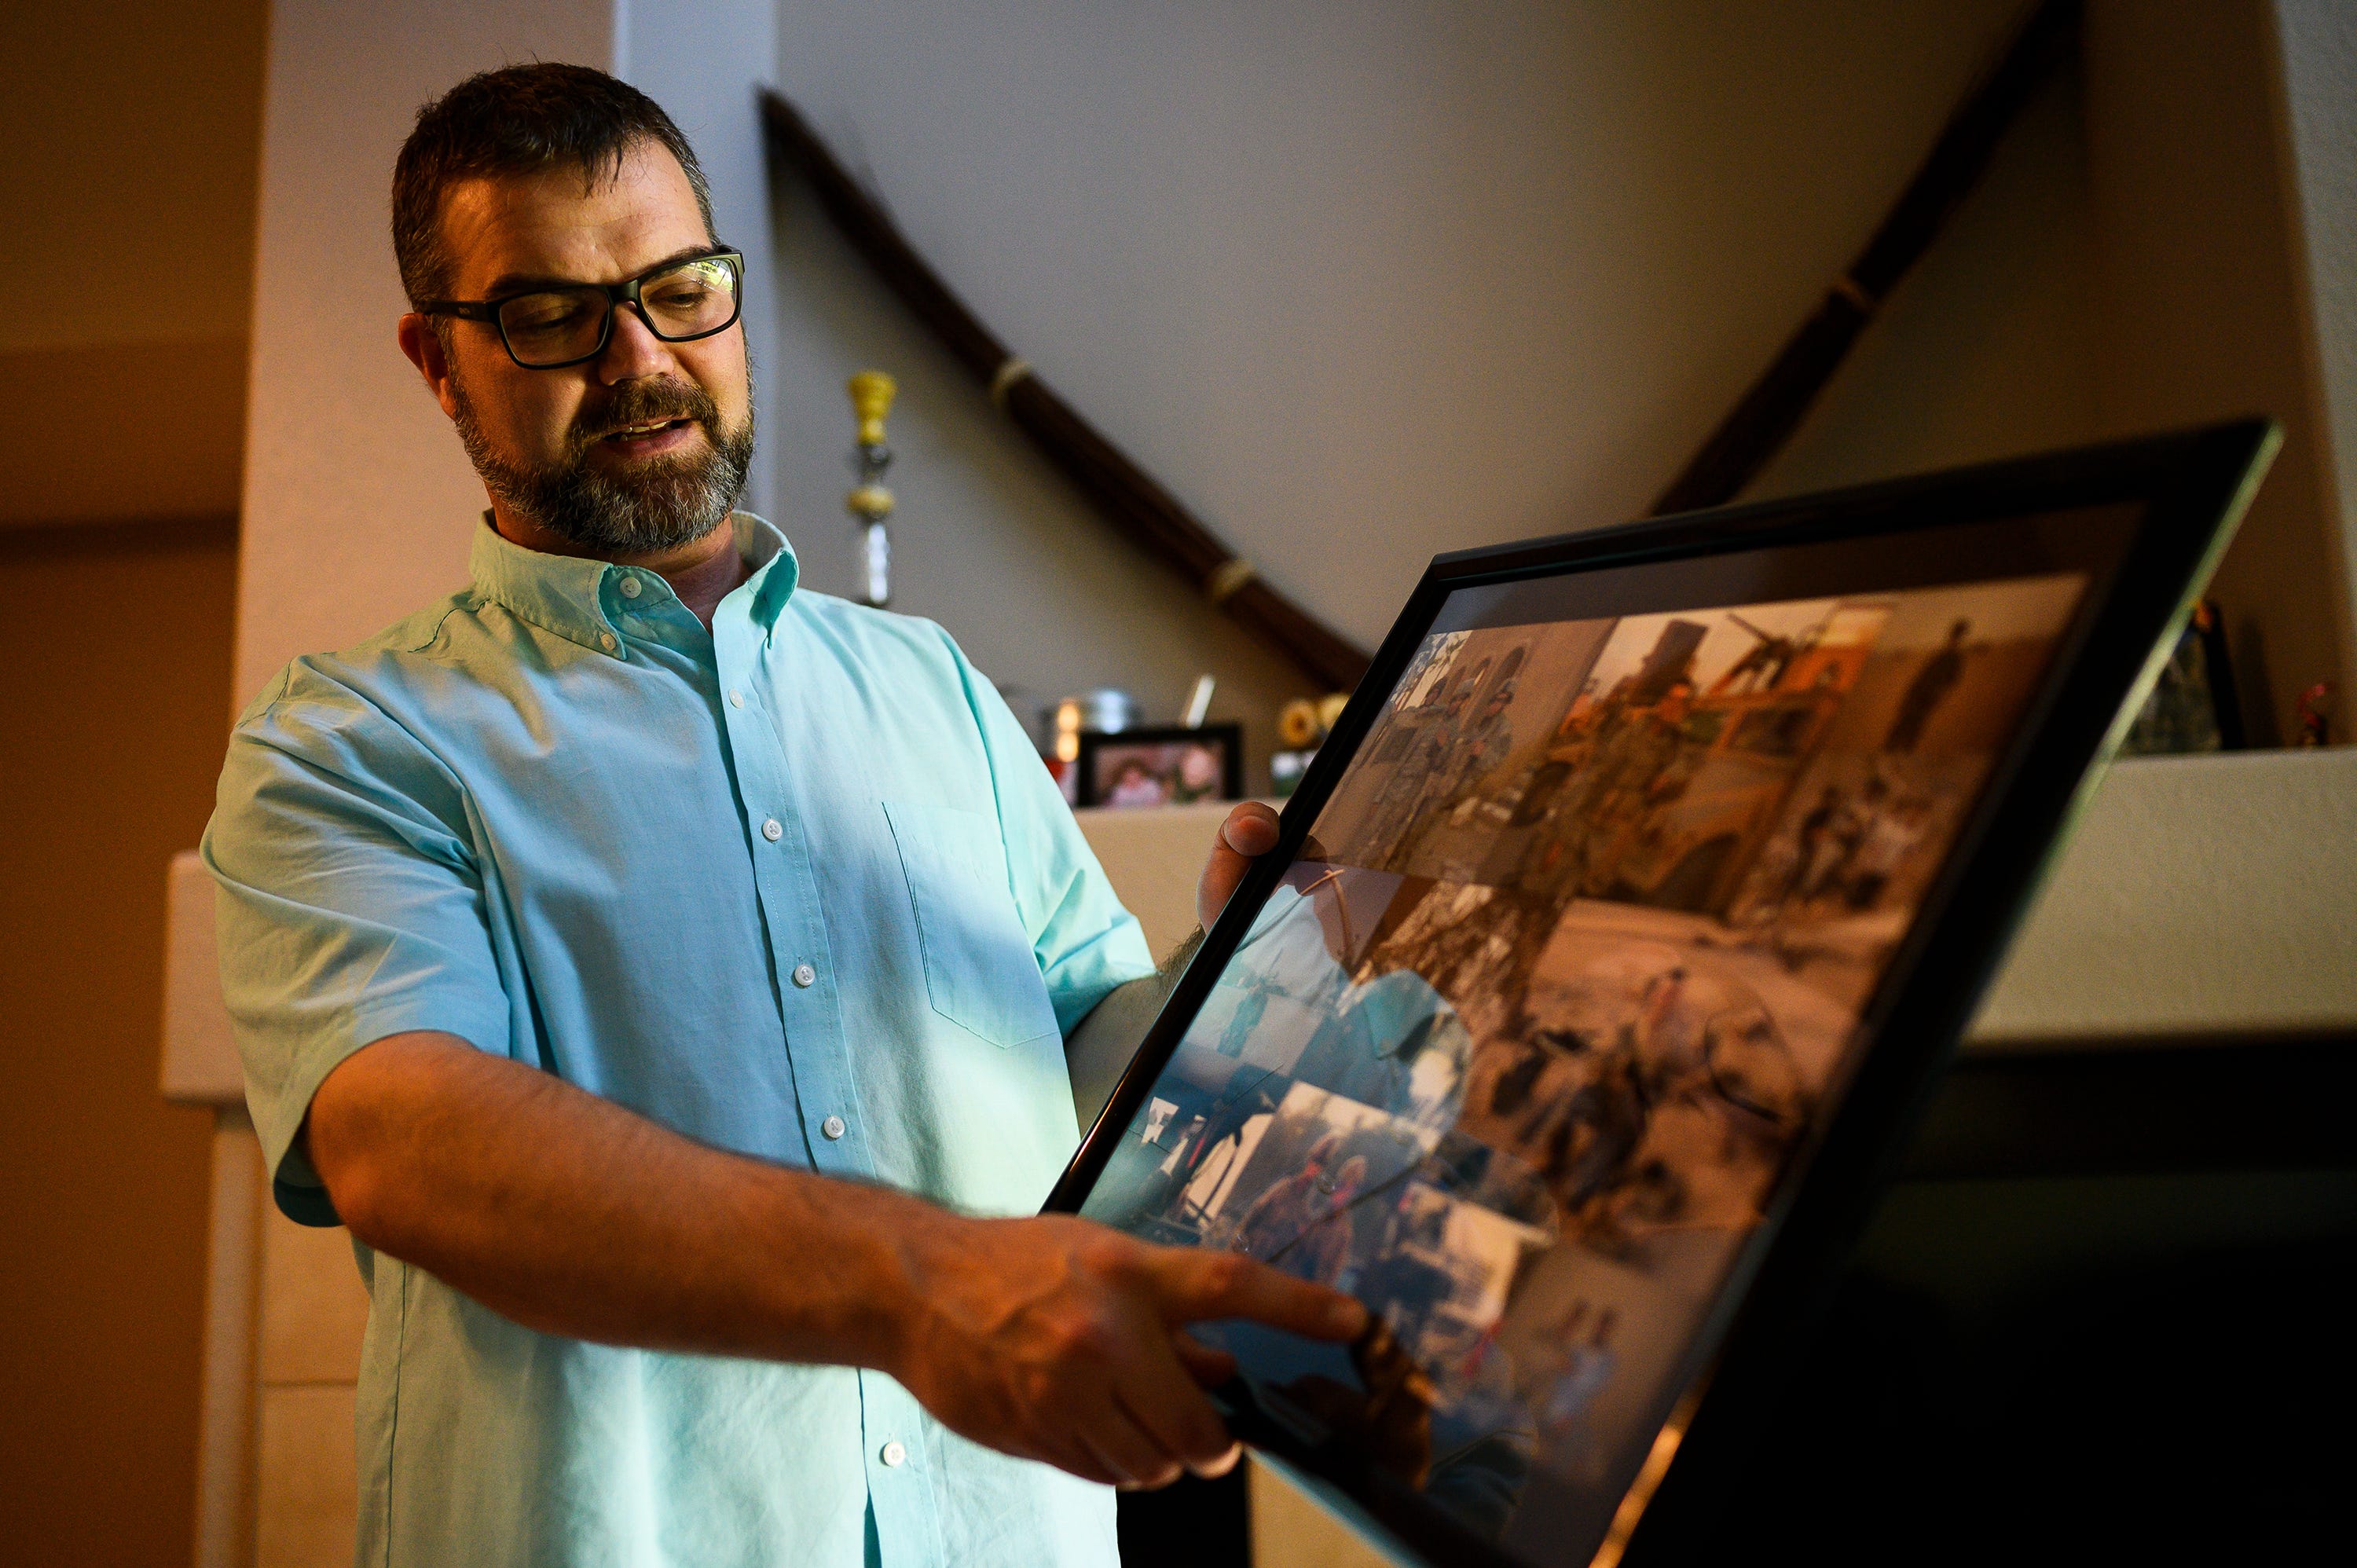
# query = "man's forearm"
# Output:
<box><xmin>308</xmin><ymin>1031</ymin><xmax>948</xmax><ymax>1368</ymax></box>
<box><xmin>302</xmin><ymin>1024</ymin><xmax>1365</xmax><ymax>1490</ymax></box>
<box><xmin>1065</xmin><ymin>929</ymin><xmax>1204</xmax><ymax>1130</ymax></box>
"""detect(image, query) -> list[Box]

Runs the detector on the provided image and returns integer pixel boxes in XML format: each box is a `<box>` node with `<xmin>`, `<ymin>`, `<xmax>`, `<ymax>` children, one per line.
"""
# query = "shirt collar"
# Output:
<box><xmin>468</xmin><ymin>511</ymin><xmax>800</xmax><ymax>655</ymax></box>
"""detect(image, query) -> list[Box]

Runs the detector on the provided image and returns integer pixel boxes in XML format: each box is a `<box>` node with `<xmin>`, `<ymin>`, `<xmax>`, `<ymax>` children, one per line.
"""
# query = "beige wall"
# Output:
<box><xmin>0</xmin><ymin>3</ymin><xmax>265</xmax><ymax>1566</ymax></box>
<box><xmin>1761</xmin><ymin>1</ymin><xmax>2357</xmax><ymax>746</ymax></box>
<box><xmin>0</xmin><ymin>522</ymin><xmax>241</xmax><ymax>1568</ymax></box>
<box><xmin>0</xmin><ymin>0</ymin><xmax>266</xmax><ymax>527</ymax></box>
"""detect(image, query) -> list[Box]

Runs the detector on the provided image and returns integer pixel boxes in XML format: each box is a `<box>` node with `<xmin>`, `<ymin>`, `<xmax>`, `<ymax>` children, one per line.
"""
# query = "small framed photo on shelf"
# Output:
<box><xmin>1076</xmin><ymin>724</ymin><xmax>1244</xmax><ymax>809</ymax></box>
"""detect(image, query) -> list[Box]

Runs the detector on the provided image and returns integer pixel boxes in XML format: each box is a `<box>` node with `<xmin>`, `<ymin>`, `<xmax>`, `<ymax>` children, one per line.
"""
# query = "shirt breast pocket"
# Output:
<box><xmin>882</xmin><ymin>800</ymin><xmax>1061</xmax><ymax>1049</ymax></box>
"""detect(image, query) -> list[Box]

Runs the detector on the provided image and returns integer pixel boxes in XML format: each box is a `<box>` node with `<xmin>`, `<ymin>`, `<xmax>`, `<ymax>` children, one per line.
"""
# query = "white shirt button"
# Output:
<box><xmin>879</xmin><ymin>1440</ymin><xmax>906</xmax><ymax>1467</ymax></box>
<box><xmin>761</xmin><ymin>818</ymin><xmax>783</xmax><ymax>841</ymax></box>
<box><xmin>617</xmin><ymin>575</ymin><xmax>642</xmax><ymax>599</ymax></box>
<box><xmin>821</xmin><ymin>1115</ymin><xmax>847</xmax><ymax>1141</ymax></box>
<box><xmin>599</xmin><ymin>632</ymin><xmax>617</xmax><ymax>651</ymax></box>
<box><xmin>727</xmin><ymin>688</ymin><xmax>745</xmax><ymax>708</ymax></box>
<box><xmin>792</xmin><ymin>962</ymin><xmax>816</xmax><ymax>988</ymax></box>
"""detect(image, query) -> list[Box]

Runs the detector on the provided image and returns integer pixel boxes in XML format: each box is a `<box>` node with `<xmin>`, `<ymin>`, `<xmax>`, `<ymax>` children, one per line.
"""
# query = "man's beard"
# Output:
<box><xmin>455</xmin><ymin>374</ymin><xmax>756</xmax><ymax>554</ymax></box>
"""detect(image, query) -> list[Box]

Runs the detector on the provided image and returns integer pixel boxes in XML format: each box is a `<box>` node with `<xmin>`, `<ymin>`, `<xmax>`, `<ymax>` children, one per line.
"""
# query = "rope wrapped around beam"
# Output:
<box><xmin>1648</xmin><ymin>0</ymin><xmax>2081</xmax><ymax>515</ymax></box>
<box><xmin>759</xmin><ymin>91</ymin><xmax>1371</xmax><ymax>694</ymax></box>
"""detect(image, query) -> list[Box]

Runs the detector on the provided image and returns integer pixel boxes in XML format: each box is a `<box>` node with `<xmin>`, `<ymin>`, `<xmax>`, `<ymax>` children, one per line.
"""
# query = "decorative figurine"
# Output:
<box><xmin>1270</xmin><ymin>691</ymin><xmax>1355</xmax><ymax>798</ymax></box>
<box><xmin>845</xmin><ymin>370</ymin><xmax>896</xmax><ymax>608</ymax></box>
<box><xmin>2297</xmin><ymin>680</ymin><xmax>2333</xmax><ymax>747</ymax></box>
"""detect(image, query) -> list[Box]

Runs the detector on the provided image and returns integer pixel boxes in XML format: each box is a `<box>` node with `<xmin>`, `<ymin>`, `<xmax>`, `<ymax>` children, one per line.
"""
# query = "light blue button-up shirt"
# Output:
<box><xmin>203</xmin><ymin>515</ymin><xmax>1156</xmax><ymax>1568</ymax></box>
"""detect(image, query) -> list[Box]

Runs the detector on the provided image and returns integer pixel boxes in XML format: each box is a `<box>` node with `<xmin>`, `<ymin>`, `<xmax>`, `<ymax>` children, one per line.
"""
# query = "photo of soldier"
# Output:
<box><xmin>1727</xmin><ymin>573</ymin><xmax>2088</xmax><ymax>966</ymax></box>
<box><xmin>1546</xmin><ymin>678</ymin><xmax>1701</xmax><ymax>903</ymax></box>
<box><xmin>1388</xmin><ymin>672</ymin><xmax>1520</xmax><ymax>867</ymax></box>
<box><xmin>1824</xmin><ymin>577</ymin><xmax>2084</xmax><ymax>757</ymax></box>
<box><xmin>1518</xmin><ymin>601</ymin><xmax>1885</xmax><ymax>916</ymax></box>
<box><xmin>1453</xmin><ymin>922</ymin><xmax>1828</xmax><ymax>1247</ymax></box>
<box><xmin>1227</xmin><ymin>1156</ymin><xmax>1552</xmax><ymax>1529</ymax></box>
<box><xmin>1351</xmin><ymin>652</ymin><xmax>1498</xmax><ymax>863</ymax></box>
<box><xmin>1883</xmin><ymin>617</ymin><xmax>1970</xmax><ymax>752</ymax></box>
<box><xmin>1315</xmin><ymin>621</ymin><xmax>1614</xmax><ymax>877</ymax></box>
<box><xmin>1357</xmin><ymin>1182</ymin><xmax>1552</xmax><ymax>1376</ymax></box>
<box><xmin>1351</xmin><ymin>880</ymin><xmax>1549</xmax><ymax>1043</ymax></box>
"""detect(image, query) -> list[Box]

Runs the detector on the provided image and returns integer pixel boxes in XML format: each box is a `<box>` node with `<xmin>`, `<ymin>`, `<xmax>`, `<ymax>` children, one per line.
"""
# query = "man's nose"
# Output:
<box><xmin>596</xmin><ymin>302</ymin><xmax>680</xmax><ymax>383</ymax></box>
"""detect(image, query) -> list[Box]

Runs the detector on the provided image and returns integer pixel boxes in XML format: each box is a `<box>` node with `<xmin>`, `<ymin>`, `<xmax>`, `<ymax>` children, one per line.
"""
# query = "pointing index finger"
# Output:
<box><xmin>1153</xmin><ymin>1250</ymin><xmax>1366</xmax><ymax>1343</ymax></box>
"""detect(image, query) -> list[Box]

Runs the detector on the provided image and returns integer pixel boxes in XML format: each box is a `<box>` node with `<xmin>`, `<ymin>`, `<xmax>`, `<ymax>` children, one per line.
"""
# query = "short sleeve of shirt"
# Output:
<box><xmin>203</xmin><ymin>666</ymin><xmax>511</xmax><ymax>1225</ymax></box>
<box><xmin>941</xmin><ymin>635</ymin><xmax>1157</xmax><ymax>1032</ymax></box>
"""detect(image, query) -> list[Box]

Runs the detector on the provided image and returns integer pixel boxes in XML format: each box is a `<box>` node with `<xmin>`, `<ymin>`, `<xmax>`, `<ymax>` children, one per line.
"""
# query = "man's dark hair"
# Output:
<box><xmin>391</xmin><ymin>63</ymin><xmax>716</xmax><ymax>309</ymax></box>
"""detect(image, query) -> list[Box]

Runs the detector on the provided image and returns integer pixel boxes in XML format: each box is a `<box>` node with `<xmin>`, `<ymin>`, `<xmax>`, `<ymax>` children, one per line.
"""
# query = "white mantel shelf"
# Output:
<box><xmin>161</xmin><ymin>749</ymin><xmax>2357</xmax><ymax>1111</ymax></box>
<box><xmin>1967</xmin><ymin>747</ymin><xmax>2357</xmax><ymax>1046</ymax></box>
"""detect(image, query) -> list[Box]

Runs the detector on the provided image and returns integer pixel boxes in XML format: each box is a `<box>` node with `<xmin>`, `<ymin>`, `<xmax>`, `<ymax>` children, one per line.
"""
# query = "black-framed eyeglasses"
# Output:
<box><xmin>418</xmin><ymin>249</ymin><xmax>744</xmax><ymax>369</ymax></box>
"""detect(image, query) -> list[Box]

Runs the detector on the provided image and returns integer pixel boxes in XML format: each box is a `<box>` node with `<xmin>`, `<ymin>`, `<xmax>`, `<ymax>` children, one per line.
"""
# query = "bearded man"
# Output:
<box><xmin>203</xmin><ymin>64</ymin><xmax>1361</xmax><ymax>1568</ymax></box>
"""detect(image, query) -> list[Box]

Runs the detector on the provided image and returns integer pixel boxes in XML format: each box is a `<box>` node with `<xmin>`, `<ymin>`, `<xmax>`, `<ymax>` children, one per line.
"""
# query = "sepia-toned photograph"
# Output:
<box><xmin>1083</xmin><ymin>570</ymin><xmax>2092</xmax><ymax>1536</ymax></box>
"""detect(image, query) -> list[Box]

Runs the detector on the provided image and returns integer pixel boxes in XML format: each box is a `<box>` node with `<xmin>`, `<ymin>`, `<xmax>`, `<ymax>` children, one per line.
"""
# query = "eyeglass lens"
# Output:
<box><xmin>496</xmin><ymin>256</ymin><xmax>740</xmax><ymax>367</ymax></box>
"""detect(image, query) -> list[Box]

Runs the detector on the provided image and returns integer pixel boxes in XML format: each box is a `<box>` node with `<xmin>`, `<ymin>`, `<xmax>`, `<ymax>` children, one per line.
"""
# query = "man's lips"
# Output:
<box><xmin>594</xmin><ymin>416</ymin><xmax>701</xmax><ymax>454</ymax></box>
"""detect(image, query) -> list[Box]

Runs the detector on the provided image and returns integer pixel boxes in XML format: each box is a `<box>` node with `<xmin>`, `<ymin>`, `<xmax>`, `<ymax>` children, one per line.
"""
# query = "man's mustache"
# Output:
<box><xmin>571</xmin><ymin>379</ymin><xmax>722</xmax><ymax>445</ymax></box>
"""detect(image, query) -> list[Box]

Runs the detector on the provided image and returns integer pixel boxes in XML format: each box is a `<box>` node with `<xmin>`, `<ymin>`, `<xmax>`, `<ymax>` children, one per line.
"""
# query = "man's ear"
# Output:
<box><xmin>396</xmin><ymin>313</ymin><xmax>462</xmax><ymax>421</ymax></box>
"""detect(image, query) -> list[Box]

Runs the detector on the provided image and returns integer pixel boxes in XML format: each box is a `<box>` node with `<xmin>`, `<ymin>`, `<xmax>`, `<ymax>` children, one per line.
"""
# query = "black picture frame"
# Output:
<box><xmin>1044</xmin><ymin>421</ymin><xmax>2278</xmax><ymax>1568</ymax></box>
<box><xmin>1076</xmin><ymin>723</ymin><xmax>1246</xmax><ymax>808</ymax></box>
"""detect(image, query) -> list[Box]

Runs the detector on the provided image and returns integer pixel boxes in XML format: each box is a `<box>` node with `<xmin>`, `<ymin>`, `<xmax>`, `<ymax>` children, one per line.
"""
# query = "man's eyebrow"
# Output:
<box><xmin>478</xmin><ymin>244</ymin><xmax>726</xmax><ymax>299</ymax></box>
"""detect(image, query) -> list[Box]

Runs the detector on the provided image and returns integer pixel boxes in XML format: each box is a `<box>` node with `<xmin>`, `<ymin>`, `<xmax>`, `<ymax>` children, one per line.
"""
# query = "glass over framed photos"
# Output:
<box><xmin>1047</xmin><ymin>424</ymin><xmax>2278</xmax><ymax>1568</ymax></box>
